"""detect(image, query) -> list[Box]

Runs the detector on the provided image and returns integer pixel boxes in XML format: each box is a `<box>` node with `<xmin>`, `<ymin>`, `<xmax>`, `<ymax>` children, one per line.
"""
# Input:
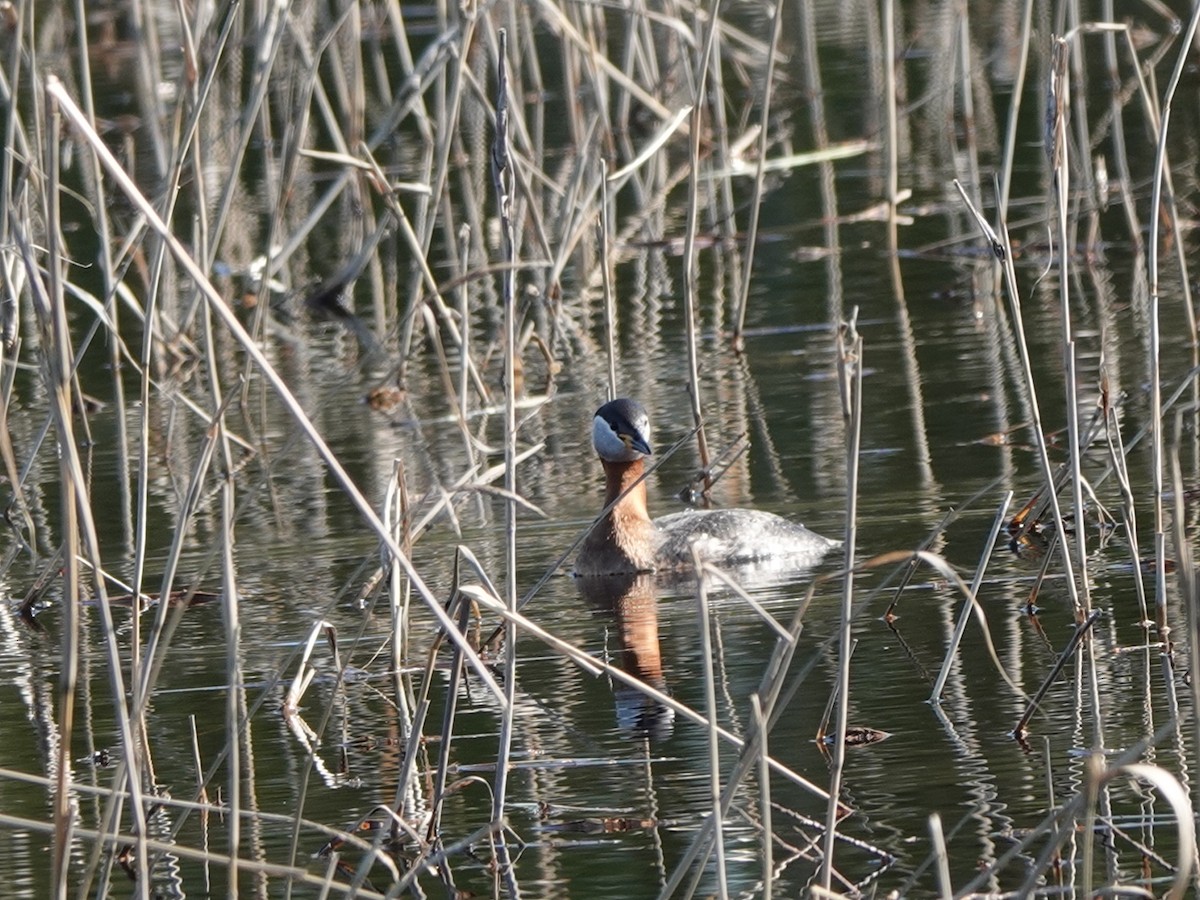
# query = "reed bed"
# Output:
<box><xmin>1</xmin><ymin>0</ymin><xmax>1200</xmax><ymax>897</ymax></box>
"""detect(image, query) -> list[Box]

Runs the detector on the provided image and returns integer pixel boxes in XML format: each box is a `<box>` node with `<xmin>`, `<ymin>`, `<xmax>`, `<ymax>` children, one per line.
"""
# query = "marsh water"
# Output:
<box><xmin>2</xmin><ymin>0</ymin><xmax>1200</xmax><ymax>897</ymax></box>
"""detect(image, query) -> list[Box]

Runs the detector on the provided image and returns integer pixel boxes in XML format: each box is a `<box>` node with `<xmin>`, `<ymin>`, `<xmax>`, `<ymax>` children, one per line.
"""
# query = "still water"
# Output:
<box><xmin>1</xmin><ymin>0</ymin><xmax>1198</xmax><ymax>896</ymax></box>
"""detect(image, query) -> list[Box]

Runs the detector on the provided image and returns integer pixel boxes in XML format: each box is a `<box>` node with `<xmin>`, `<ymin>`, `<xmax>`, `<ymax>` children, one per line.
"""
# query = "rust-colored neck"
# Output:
<box><xmin>603</xmin><ymin>457</ymin><xmax>650</xmax><ymax>522</ymax></box>
<box><xmin>575</xmin><ymin>457</ymin><xmax>657</xmax><ymax>576</ymax></box>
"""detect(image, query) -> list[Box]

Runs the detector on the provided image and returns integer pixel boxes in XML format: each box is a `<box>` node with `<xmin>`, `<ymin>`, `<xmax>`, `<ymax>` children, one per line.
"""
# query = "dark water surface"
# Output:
<box><xmin>2</xmin><ymin>0</ymin><xmax>1199</xmax><ymax>897</ymax></box>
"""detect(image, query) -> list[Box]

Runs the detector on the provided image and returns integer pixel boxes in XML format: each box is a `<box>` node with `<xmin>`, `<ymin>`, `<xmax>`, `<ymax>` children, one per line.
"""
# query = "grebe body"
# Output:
<box><xmin>574</xmin><ymin>398</ymin><xmax>840</xmax><ymax>577</ymax></box>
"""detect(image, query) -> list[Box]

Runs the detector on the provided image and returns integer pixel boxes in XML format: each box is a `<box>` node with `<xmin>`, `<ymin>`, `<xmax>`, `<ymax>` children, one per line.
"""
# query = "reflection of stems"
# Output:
<box><xmin>731</xmin><ymin>0</ymin><xmax>784</xmax><ymax>352</ymax></box>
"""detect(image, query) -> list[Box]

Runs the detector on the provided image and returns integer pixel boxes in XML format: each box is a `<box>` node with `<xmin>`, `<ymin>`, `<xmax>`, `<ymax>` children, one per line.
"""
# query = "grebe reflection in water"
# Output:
<box><xmin>574</xmin><ymin>398</ymin><xmax>840</xmax><ymax>577</ymax></box>
<box><xmin>578</xmin><ymin>573</ymin><xmax>674</xmax><ymax>741</ymax></box>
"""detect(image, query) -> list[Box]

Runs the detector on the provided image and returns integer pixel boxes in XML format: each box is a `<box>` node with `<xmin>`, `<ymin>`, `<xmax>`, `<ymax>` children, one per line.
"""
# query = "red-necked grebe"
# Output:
<box><xmin>574</xmin><ymin>398</ymin><xmax>841</xmax><ymax>577</ymax></box>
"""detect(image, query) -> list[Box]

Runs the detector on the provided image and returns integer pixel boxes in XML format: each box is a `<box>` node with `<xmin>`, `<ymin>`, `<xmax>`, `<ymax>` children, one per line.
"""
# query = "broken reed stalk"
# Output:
<box><xmin>929</xmin><ymin>491</ymin><xmax>1012</xmax><ymax>704</ymax></box>
<box><xmin>820</xmin><ymin>316</ymin><xmax>863</xmax><ymax>889</ymax></box>
<box><xmin>1013</xmin><ymin>609</ymin><xmax>1101</xmax><ymax>739</ymax></box>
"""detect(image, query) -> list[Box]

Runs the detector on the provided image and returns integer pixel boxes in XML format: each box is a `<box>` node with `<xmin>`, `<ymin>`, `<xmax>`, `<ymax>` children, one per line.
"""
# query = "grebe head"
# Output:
<box><xmin>592</xmin><ymin>398</ymin><xmax>653</xmax><ymax>463</ymax></box>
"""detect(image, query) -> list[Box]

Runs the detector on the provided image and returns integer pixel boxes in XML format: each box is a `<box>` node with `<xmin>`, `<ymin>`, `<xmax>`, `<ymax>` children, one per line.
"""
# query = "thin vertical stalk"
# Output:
<box><xmin>731</xmin><ymin>0</ymin><xmax>783</xmax><ymax>352</ymax></box>
<box><xmin>599</xmin><ymin>159</ymin><xmax>617</xmax><ymax>400</ymax></box>
<box><xmin>681</xmin><ymin>0</ymin><xmax>722</xmax><ymax>482</ymax></box>
<box><xmin>820</xmin><ymin>320</ymin><xmax>862</xmax><ymax>889</ymax></box>
<box><xmin>693</xmin><ymin>551</ymin><xmax>728</xmax><ymax>899</ymax></box>
<box><xmin>490</xmin><ymin>29</ymin><xmax>521</xmax><ymax>898</ymax></box>
<box><xmin>883</xmin><ymin>0</ymin><xmax>902</xmax><ymax>300</ymax></box>
<box><xmin>1050</xmin><ymin>38</ymin><xmax>1091</xmax><ymax>616</ymax></box>
<box><xmin>750</xmin><ymin>694</ymin><xmax>772</xmax><ymax>900</ymax></box>
<box><xmin>42</xmin><ymin>82</ymin><xmax>79</xmax><ymax>900</ymax></box>
<box><xmin>1147</xmin><ymin>3</ymin><xmax>1200</xmax><ymax>629</ymax></box>
<box><xmin>954</xmin><ymin>4</ymin><xmax>982</xmax><ymax>210</ymax></box>
<box><xmin>199</xmin><ymin>251</ymin><xmax>243</xmax><ymax>894</ymax></box>
<box><xmin>998</xmin><ymin>0</ymin><xmax>1035</xmax><ymax>217</ymax></box>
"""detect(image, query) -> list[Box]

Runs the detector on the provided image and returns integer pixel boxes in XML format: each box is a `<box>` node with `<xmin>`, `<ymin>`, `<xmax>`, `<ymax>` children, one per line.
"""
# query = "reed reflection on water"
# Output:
<box><xmin>0</xmin><ymin>0</ymin><xmax>1199</xmax><ymax>897</ymax></box>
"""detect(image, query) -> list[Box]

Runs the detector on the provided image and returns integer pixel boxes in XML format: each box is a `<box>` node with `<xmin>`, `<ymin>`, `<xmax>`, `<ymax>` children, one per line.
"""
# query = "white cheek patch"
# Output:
<box><xmin>593</xmin><ymin>415</ymin><xmax>633</xmax><ymax>461</ymax></box>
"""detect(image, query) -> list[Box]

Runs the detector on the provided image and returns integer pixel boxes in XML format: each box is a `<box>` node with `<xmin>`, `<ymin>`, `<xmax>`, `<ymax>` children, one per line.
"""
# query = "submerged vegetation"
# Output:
<box><xmin>2</xmin><ymin>0</ymin><xmax>1200</xmax><ymax>896</ymax></box>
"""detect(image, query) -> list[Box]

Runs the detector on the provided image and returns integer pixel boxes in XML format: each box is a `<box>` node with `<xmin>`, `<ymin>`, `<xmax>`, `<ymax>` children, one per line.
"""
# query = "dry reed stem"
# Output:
<box><xmin>660</xmin><ymin>538</ymin><xmax>1026</xmax><ymax>898</ymax></box>
<box><xmin>3</xmin><ymin>1</ymin><xmax>1193</xmax><ymax>894</ymax></box>
<box><xmin>1145</xmin><ymin>7</ymin><xmax>1200</xmax><ymax>661</ymax></box>
<box><xmin>679</xmin><ymin>0</ymin><xmax>722</xmax><ymax>486</ymax></box>
<box><xmin>39</xmin><ymin>92</ymin><xmax>82</xmax><ymax>900</ymax></box>
<box><xmin>1049</xmin><ymin>36</ymin><xmax>1093</xmax><ymax>617</ymax></box>
<box><xmin>47</xmin><ymin>79</ymin><xmax>508</xmax><ymax>718</ymax></box>
<box><xmin>599</xmin><ymin>159</ymin><xmax>617</xmax><ymax>400</ymax></box>
<box><xmin>748</xmin><ymin>693</ymin><xmax>772</xmax><ymax>899</ymax></box>
<box><xmin>691</xmin><ymin>548</ymin><xmax>728</xmax><ymax>900</ymax></box>
<box><xmin>953</xmin><ymin>180</ymin><xmax>1082</xmax><ymax>614</ymax></box>
<box><xmin>819</xmin><ymin>318</ymin><xmax>863</xmax><ymax>889</ymax></box>
<box><xmin>1013</xmin><ymin>610</ymin><xmax>1101</xmax><ymax>739</ymax></box>
<box><xmin>490</xmin><ymin>28</ymin><xmax>521</xmax><ymax>895</ymax></box>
